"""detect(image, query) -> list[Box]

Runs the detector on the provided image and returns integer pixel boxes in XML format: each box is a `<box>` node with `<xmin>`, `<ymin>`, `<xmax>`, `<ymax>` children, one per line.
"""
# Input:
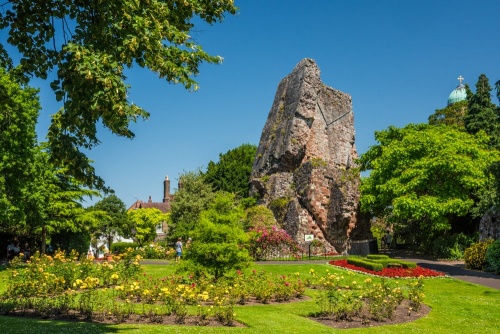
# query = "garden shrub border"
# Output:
<box><xmin>347</xmin><ymin>256</ymin><xmax>417</xmax><ymax>271</ymax></box>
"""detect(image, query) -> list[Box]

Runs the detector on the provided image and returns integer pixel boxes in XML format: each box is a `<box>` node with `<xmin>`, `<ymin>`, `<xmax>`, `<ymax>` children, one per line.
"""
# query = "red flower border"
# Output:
<box><xmin>329</xmin><ymin>259</ymin><xmax>446</xmax><ymax>278</ymax></box>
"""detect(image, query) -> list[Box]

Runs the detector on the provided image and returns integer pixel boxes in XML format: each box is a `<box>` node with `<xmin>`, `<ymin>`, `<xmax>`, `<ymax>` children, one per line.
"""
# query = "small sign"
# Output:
<box><xmin>304</xmin><ymin>234</ymin><xmax>314</xmax><ymax>242</ymax></box>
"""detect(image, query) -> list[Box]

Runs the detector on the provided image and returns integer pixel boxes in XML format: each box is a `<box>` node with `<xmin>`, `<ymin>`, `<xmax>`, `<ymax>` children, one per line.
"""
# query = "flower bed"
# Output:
<box><xmin>0</xmin><ymin>250</ymin><xmax>306</xmax><ymax>326</ymax></box>
<box><xmin>330</xmin><ymin>259</ymin><xmax>445</xmax><ymax>278</ymax></box>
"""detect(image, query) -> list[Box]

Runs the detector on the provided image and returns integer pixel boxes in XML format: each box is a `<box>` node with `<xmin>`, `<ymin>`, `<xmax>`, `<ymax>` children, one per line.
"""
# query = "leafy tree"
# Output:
<box><xmin>204</xmin><ymin>143</ymin><xmax>257</xmax><ymax>198</ymax></box>
<box><xmin>127</xmin><ymin>208</ymin><xmax>167</xmax><ymax>246</ymax></box>
<box><xmin>464</xmin><ymin>74</ymin><xmax>500</xmax><ymax>149</ymax></box>
<box><xmin>359</xmin><ymin>124</ymin><xmax>500</xmax><ymax>246</ymax></box>
<box><xmin>0</xmin><ymin>67</ymin><xmax>40</xmax><ymax>232</ymax></box>
<box><xmin>168</xmin><ymin>170</ymin><xmax>214</xmax><ymax>242</ymax></box>
<box><xmin>24</xmin><ymin>149</ymin><xmax>101</xmax><ymax>253</ymax></box>
<box><xmin>180</xmin><ymin>192</ymin><xmax>251</xmax><ymax>279</ymax></box>
<box><xmin>428</xmin><ymin>100</ymin><xmax>467</xmax><ymax>128</ymax></box>
<box><xmin>89</xmin><ymin>195</ymin><xmax>129</xmax><ymax>250</ymax></box>
<box><xmin>243</xmin><ymin>205</ymin><xmax>277</xmax><ymax>231</ymax></box>
<box><xmin>0</xmin><ymin>0</ymin><xmax>237</xmax><ymax>189</ymax></box>
<box><xmin>50</xmin><ymin>230</ymin><xmax>91</xmax><ymax>257</ymax></box>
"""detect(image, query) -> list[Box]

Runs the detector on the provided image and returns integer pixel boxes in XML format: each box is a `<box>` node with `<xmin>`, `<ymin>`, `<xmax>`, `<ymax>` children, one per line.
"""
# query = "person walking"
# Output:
<box><xmin>384</xmin><ymin>230</ymin><xmax>393</xmax><ymax>250</ymax></box>
<box><xmin>175</xmin><ymin>238</ymin><xmax>183</xmax><ymax>262</ymax></box>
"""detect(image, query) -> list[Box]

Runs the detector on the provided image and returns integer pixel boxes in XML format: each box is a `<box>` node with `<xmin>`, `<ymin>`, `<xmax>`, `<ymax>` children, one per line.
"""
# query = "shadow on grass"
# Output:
<box><xmin>0</xmin><ymin>315</ymin><xmax>142</xmax><ymax>334</ymax></box>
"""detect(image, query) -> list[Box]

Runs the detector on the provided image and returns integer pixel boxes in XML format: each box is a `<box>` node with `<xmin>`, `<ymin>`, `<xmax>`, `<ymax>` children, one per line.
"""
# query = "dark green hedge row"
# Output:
<box><xmin>347</xmin><ymin>256</ymin><xmax>417</xmax><ymax>271</ymax></box>
<box><xmin>110</xmin><ymin>242</ymin><xmax>139</xmax><ymax>254</ymax></box>
<box><xmin>396</xmin><ymin>260</ymin><xmax>417</xmax><ymax>269</ymax></box>
<box><xmin>370</xmin><ymin>258</ymin><xmax>417</xmax><ymax>269</ymax></box>
<box><xmin>347</xmin><ymin>257</ymin><xmax>384</xmax><ymax>271</ymax></box>
<box><xmin>367</xmin><ymin>254</ymin><xmax>389</xmax><ymax>260</ymax></box>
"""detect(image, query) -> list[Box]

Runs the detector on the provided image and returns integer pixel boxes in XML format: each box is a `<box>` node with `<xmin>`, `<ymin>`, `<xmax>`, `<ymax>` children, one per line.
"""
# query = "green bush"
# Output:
<box><xmin>370</xmin><ymin>258</ymin><xmax>417</xmax><ymax>269</ymax></box>
<box><xmin>397</xmin><ymin>260</ymin><xmax>417</xmax><ymax>269</ymax></box>
<box><xmin>136</xmin><ymin>243</ymin><xmax>175</xmax><ymax>259</ymax></box>
<box><xmin>464</xmin><ymin>239</ymin><xmax>494</xmax><ymax>270</ymax></box>
<box><xmin>269</xmin><ymin>197</ymin><xmax>291</xmax><ymax>223</ymax></box>
<box><xmin>50</xmin><ymin>230</ymin><xmax>91</xmax><ymax>258</ymax></box>
<box><xmin>367</xmin><ymin>254</ymin><xmax>389</xmax><ymax>260</ymax></box>
<box><xmin>111</xmin><ymin>242</ymin><xmax>139</xmax><ymax>254</ymax></box>
<box><xmin>347</xmin><ymin>257</ymin><xmax>384</xmax><ymax>271</ymax></box>
<box><xmin>431</xmin><ymin>233</ymin><xmax>475</xmax><ymax>260</ymax></box>
<box><xmin>485</xmin><ymin>239</ymin><xmax>500</xmax><ymax>274</ymax></box>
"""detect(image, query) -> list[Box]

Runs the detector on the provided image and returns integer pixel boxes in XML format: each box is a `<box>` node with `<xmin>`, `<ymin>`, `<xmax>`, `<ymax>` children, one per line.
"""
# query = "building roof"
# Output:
<box><xmin>447</xmin><ymin>76</ymin><xmax>467</xmax><ymax>106</ymax></box>
<box><xmin>128</xmin><ymin>196</ymin><xmax>171</xmax><ymax>213</ymax></box>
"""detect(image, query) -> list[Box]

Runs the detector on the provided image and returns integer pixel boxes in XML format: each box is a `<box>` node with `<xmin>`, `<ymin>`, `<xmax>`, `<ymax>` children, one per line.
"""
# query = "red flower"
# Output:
<box><xmin>329</xmin><ymin>259</ymin><xmax>445</xmax><ymax>278</ymax></box>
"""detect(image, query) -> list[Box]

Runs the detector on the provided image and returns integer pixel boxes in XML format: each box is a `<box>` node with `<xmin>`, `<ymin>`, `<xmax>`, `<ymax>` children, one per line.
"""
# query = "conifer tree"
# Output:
<box><xmin>464</xmin><ymin>74</ymin><xmax>500</xmax><ymax>149</ymax></box>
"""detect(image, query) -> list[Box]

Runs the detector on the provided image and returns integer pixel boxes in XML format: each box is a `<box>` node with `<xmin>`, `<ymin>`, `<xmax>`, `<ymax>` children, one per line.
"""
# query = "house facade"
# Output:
<box><xmin>128</xmin><ymin>176</ymin><xmax>173</xmax><ymax>240</ymax></box>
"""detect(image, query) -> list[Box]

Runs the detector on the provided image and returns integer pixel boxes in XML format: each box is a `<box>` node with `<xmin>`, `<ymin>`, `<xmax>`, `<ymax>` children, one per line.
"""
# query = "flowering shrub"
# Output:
<box><xmin>464</xmin><ymin>239</ymin><xmax>494</xmax><ymax>270</ymax></box>
<box><xmin>310</xmin><ymin>268</ymin><xmax>426</xmax><ymax>322</ymax></box>
<box><xmin>248</xmin><ymin>226</ymin><xmax>304</xmax><ymax>260</ymax></box>
<box><xmin>135</xmin><ymin>243</ymin><xmax>176</xmax><ymax>260</ymax></box>
<box><xmin>0</xmin><ymin>254</ymin><xmax>305</xmax><ymax>326</ymax></box>
<box><xmin>5</xmin><ymin>249</ymin><xmax>142</xmax><ymax>299</ymax></box>
<box><xmin>330</xmin><ymin>259</ymin><xmax>445</xmax><ymax>278</ymax></box>
<box><xmin>1</xmin><ymin>250</ymin><xmax>430</xmax><ymax>326</ymax></box>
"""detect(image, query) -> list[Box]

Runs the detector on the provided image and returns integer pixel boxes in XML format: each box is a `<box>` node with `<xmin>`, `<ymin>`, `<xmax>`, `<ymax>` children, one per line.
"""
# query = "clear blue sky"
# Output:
<box><xmin>10</xmin><ymin>1</ymin><xmax>500</xmax><ymax>207</ymax></box>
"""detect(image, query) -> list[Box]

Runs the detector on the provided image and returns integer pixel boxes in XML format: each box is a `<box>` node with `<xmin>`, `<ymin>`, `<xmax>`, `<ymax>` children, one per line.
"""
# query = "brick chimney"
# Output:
<box><xmin>163</xmin><ymin>175</ymin><xmax>170</xmax><ymax>203</ymax></box>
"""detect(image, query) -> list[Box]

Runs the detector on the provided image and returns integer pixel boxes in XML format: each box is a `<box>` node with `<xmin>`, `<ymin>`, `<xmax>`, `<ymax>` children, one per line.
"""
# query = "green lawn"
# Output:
<box><xmin>0</xmin><ymin>262</ymin><xmax>498</xmax><ymax>334</ymax></box>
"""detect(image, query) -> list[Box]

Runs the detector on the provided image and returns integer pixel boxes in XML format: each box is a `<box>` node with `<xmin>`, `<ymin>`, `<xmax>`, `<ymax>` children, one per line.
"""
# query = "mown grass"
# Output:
<box><xmin>0</xmin><ymin>262</ymin><xmax>498</xmax><ymax>333</ymax></box>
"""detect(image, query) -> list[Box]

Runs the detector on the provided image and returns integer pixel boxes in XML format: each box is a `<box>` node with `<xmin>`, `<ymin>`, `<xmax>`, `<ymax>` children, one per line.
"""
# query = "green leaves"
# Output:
<box><xmin>204</xmin><ymin>143</ymin><xmax>257</xmax><ymax>198</ymax></box>
<box><xmin>127</xmin><ymin>208</ymin><xmax>168</xmax><ymax>246</ymax></box>
<box><xmin>0</xmin><ymin>0</ymin><xmax>238</xmax><ymax>189</ymax></box>
<box><xmin>181</xmin><ymin>192</ymin><xmax>251</xmax><ymax>279</ymax></box>
<box><xmin>0</xmin><ymin>67</ymin><xmax>40</xmax><ymax>229</ymax></box>
<box><xmin>360</xmin><ymin>124</ymin><xmax>500</xmax><ymax>232</ymax></box>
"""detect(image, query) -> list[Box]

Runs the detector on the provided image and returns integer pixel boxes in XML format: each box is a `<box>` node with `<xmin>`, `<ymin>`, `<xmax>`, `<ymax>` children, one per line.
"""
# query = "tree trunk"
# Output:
<box><xmin>41</xmin><ymin>225</ymin><xmax>46</xmax><ymax>254</ymax></box>
<box><xmin>107</xmin><ymin>235</ymin><xmax>113</xmax><ymax>252</ymax></box>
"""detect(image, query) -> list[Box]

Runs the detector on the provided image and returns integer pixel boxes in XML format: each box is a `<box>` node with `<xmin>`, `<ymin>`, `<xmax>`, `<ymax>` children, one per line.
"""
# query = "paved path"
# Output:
<box><xmin>391</xmin><ymin>257</ymin><xmax>500</xmax><ymax>290</ymax></box>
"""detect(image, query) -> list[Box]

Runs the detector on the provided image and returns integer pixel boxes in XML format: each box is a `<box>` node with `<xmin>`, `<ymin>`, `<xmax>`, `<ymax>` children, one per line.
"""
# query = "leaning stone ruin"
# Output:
<box><xmin>479</xmin><ymin>208</ymin><xmax>500</xmax><ymax>241</ymax></box>
<box><xmin>249</xmin><ymin>58</ymin><xmax>372</xmax><ymax>253</ymax></box>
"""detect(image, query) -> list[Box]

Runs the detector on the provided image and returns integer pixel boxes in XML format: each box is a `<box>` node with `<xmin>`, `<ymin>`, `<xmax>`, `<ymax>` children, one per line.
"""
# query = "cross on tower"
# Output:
<box><xmin>457</xmin><ymin>75</ymin><xmax>464</xmax><ymax>84</ymax></box>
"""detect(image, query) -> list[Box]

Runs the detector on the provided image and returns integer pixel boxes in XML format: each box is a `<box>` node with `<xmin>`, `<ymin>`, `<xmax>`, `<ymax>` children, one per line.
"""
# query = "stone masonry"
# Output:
<box><xmin>250</xmin><ymin>59</ymin><xmax>371</xmax><ymax>253</ymax></box>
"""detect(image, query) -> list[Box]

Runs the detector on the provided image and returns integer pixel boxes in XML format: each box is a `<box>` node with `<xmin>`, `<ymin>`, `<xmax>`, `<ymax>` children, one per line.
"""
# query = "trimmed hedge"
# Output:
<box><xmin>367</xmin><ymin>254</ymin><xmax>389</xmax><ymax>260</ymax></box>
<box><xmin>370</xmin><ymin>258</ymin><xmax>417</xmax><ymax>269</ymax></box>
<box><xmin>346</xmin><ymin>256</ymin><xmax>417</xmax><ymax>271</ymax></box>
<box><xmin>111</xmin><ymin>242</ymin><xmax>139</xmax><ymax>254</ymax></box>
<box><xmin>397</xmin><ymin>260</ymin><xmax>417</xmax><ymax>269</ymax></box>
<box><xmin>347</xmin><ymin>257</ymin><xmax>384</xmax><ymax>271</ymax></box>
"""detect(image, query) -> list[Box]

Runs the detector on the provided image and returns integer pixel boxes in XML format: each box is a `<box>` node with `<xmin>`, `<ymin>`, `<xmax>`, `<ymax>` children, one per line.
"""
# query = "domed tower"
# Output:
<box><xmin>447</xmin><ymin>75</ymin><xmax>467</xmax><ymax>106</ymax></box>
